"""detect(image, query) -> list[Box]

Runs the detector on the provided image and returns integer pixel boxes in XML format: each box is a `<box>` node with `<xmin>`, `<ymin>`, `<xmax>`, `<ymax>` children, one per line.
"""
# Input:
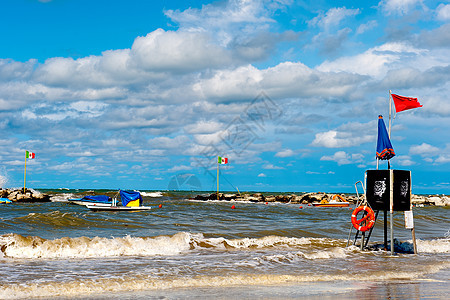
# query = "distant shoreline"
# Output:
<box><xmin>2</xmin><ymin>188</ymin><xmax>449</xmax><ymax>206</ymax></box>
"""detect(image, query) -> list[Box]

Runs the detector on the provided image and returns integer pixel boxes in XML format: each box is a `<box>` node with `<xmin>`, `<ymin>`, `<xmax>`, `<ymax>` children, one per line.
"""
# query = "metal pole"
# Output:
<box><xmin>410</xmin><ymin>174</ymin><xmax>418</xmax><ymax>254</ymax></box>
<box><xmin>388</xmin><ymin>90</ymin><xmax>392</xmax><ymax>138</ymax></box>
<box><xmin>361</xmin><ymin>232</ymin><xmax>365</xmax><ymax>250</ymax></box>
<box><xmin>217</xmin><ymin>157</ymin><xmax>219</xmax><ymax>200</ymax></box>
<box><xmin>384</xmin><ymin>210</ymin><xmax>388</xmax><ymax>250</ymax></box>
<box><xmin>390</xmin><ymin>169</ymin><xmax>394</xmax><ymax>255</ymax></box>
<box><xmin>23</xmin><ymin>151</ymin><xmax>27</xmax><ymax>193</ymax></box>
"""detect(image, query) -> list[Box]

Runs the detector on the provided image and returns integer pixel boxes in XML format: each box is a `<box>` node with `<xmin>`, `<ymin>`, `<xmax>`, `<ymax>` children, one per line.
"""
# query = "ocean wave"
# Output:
<box><xmin>49</xmin><ymin>193</ymin><xmax>76</xmax><ymax>202</ymax></box>
<box><xmin>1</xmin><ymin>232</ymin><xmax>449</xmax><ymax>260</ymax></box>
<box><xmin>0</xmin><ymin>265</ymin><xmax>449</xmax><ymax>300</ymax></box>
<box><xmin>0</xmin><ymin>232</ymin><xmax>192</xmax><ymax>259</ymax></box>
<box><xmin>141</xmin><ymin>191</ymin><xmax>163</xmax><ymax>197</ymax></box>
<box><xmin>13</xmin><ymin>211</ymin><xmax>98</xmax><ymax>228</ymax></box>
<box><xmin>417</xmin><ymin>238</ymin><xmax>450</xmax><ymax>253</ymax></box>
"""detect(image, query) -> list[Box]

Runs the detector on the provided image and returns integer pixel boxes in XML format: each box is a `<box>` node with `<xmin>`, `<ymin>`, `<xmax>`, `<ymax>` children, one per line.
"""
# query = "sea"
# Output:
<box><xmin>0</xmin><ymin>189</ymin><xmax>448</xmax><ymax>299</ymax></box>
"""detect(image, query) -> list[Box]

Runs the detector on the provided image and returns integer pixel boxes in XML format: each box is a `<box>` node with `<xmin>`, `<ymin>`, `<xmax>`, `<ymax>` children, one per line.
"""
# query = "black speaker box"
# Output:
<box><xmin>366</xmin><ymin>170</ymin><xmax>411</xmax><ymax>211</ymax></box>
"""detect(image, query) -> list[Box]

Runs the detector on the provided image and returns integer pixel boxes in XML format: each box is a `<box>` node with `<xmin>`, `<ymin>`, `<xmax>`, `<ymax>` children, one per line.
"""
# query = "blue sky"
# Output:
<box><xmin>1</xmin><ymin>0</ymin><xmax>449</xmax><ymax>193</ymax></box>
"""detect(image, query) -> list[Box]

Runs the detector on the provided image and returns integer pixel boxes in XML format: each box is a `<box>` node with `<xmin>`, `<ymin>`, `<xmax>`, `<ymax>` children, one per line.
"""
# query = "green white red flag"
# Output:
<box><xmin>218</xmin><ymin>156</ymin><xmax>228</xmax><ymax>164</ymax></box>
<box><xmin>26</xmin><ymin>151</ymin><xmax>35</xmax><ymax>159</ymax></box>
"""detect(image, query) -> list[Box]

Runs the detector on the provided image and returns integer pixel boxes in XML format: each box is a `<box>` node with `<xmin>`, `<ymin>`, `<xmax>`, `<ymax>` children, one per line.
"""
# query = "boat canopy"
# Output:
<box><xmin>120</xmin><ymin>190</ymin><xmax>142</xmax><ymax>207</ymax></box>
<box><xmin>81</xmin><ymin>195</ymin><xmax>111</xmax><ymax>203</ymax></box>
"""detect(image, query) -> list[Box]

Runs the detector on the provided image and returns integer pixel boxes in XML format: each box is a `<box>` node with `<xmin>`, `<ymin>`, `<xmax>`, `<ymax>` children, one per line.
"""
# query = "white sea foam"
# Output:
<box><xmin>50</xmin><ymin>193</ymin><xmax>76</xmax><ymax>202</ymax></box>
<box><xmin>1</xmin><ymin>233</ymin><xmax>449</xmax><ymax>260</ymax></box>
<box><xmin>0</xmin><ymin>232</ymin><xmax>192</xmax><ymax>259</ymax></box>
<box><xmin>141</xmin><ymin>191</ymin><xmax>163</xmax><ymax>197</ymax></box>
<box><xmin>196</xmin><ymin>235</ymin><xmax>314</xmax><ymax>250</ymax></box>
<box><xmin>298</xmin><ymin>247</ymin><xmax>348</xmax><ymax>259</ymax></box>
<box><xmin>1</xmin><ymin>266</ymin><xmax>449</xmax><ymax>300</ymax></box>
<box><xmin>416</xmin><ymin>238</ymin><xmax>450</xmax><ymax>253</ymax></box>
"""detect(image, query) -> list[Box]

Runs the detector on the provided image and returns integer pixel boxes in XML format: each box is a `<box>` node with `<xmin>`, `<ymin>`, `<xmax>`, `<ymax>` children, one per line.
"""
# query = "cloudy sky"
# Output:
<box><xmin>1</xmin><ymin>0</ymin><xmax>449</xmax><ymax>193</ymax></box>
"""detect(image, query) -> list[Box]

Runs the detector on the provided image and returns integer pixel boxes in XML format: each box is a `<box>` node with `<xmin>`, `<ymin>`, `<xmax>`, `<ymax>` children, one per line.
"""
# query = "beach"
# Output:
<box><xmin>0</xmin><ymin>190</ymin><xmax>448</xmax><ymax>299</ymax></box>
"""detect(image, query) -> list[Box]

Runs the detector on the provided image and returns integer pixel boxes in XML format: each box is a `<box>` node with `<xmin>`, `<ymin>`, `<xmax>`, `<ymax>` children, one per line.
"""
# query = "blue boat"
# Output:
<box><xmin>86</xmin><ymin>190</ymin><xmax>151</xmax><ymax>211</ymax></box>
<box><xmin>0</xmin><ymin>198</ymin><xmax>12</xmax><ymax>204</ymax></box>
<box><xmin>68</xmin><ymin>195</ymin><xmax>112</xmax><ymax>206</ymax></box>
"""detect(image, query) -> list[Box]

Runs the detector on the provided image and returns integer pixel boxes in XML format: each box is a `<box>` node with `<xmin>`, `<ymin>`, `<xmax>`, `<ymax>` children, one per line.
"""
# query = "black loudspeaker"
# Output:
<box><xmin>366</xmin><ymin>170</ymin><xmax>390</xmax><ymax>211</ymax></box>
<box><xmin>392</xmin><ymin>170</ymin><xmax>411</xmax><ymax>211</ymax></box>
<box><xmin>366</xmin><ymin>170</ymin><xmax>411</xmax><ymax>211</ymax></box>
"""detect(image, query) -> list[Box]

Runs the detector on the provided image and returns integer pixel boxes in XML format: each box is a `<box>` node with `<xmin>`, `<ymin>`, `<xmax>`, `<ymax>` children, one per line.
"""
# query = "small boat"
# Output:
<box><xmin>68</xmin><ymin>195</ymin><xmax>112</xmax><ymax>206</ymax></box>
<box><xmin>86</xmin><ymin>190</ymin><xmax>151</xmax><ymax>211</ymax></box>
<box><xmin>0</xmin><ymin>198</ymin><xmax>12</xmax><ymax>204</ymax></box>
<box><xmin>312</xmin><ymin>195</ymin><xmax>350</xmax><ymax>207</ymax></box>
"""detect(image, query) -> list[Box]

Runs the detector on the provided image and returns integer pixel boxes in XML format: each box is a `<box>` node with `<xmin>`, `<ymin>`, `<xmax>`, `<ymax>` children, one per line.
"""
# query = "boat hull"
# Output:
<box><xmin>68</xmin><ymin>199</ymin><xmax>112</xmax><ymax>206</ymax></box>
<box><xmin>86</xmin><ymin>204</ymin><xmax>151</xmax><ymax>211</ymax></box>
<box><xmin>312</xmin><ymin>202</ymin><xmax>350</xmax><ymax>207</ymax></box>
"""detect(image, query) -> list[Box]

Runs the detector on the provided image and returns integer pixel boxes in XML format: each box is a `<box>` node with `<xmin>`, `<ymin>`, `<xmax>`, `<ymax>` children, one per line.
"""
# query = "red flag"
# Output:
<box><xmin>391</xmin><ymin>94</ymin><xmax>422</xmax><ymax>113</ymax></box>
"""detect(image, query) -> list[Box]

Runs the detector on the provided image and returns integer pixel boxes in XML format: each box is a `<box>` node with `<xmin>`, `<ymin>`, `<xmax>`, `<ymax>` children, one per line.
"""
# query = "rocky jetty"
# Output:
<box><xmin>412</xmin><ymin>194</ymin><xmax>450</xmax><ymax>206</ymax></box>
<box><xmin>0</xmin><ymin>188</ymin><xmax>50</xmax><ymax>202</ymax></box>
<box><xmin>193</xmin><ymin>192</ymin><xmax>449</xmax><ymax>206</ymax></box>
<box><xmin>193</xmin><ymin>192</ymin><xmax>356</xmax><ymax>204</ymax></box>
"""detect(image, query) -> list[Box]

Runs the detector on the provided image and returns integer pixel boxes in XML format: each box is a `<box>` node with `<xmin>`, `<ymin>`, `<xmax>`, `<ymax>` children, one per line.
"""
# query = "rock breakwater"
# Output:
<box><xmin>193</xmin><ymin>192</ymin><xmax>450</xmax><ymax>206</ymax></box>
<box><xmin>0</xmin><ymin>188</ymin><xmax>50</xmax><ymax>202</ymax></box>
<box><xmin>193</xmin><ymin>192</ymin><xmax>357</xmax><ymax>204</ymax></box>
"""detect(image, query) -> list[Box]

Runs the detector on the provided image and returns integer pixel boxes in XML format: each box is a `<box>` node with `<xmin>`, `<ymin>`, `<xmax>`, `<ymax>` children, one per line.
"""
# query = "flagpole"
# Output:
<box><xmin>217</xmin><ymin>157</ymin><xmax>219</xmax><ymax>200</ymax></box>
<box><xmin>23</xmin><ymin>151</ymin><xmax>27</xmax><ymax>193</ymax></box>
<box><xmin>388</xmin><ymin>90</ymin><xmax>392</xmax><ymax>138</ymax></box>
<box><xmin>388</xmin><ymin>90</ymin><xmax>394</xmax><ymax>254</ymax></box>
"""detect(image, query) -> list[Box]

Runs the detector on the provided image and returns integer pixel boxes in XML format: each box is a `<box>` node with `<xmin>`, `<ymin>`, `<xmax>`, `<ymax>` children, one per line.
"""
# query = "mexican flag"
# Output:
<box><xmin>26</xmin><ymin>151</ymin><xmax>35</xmax><ymax>159</ymax></box>
<box><xmin>218</xmin><ymin>156</ymin><xmax>228</xmax><ymax>164</ymax></box>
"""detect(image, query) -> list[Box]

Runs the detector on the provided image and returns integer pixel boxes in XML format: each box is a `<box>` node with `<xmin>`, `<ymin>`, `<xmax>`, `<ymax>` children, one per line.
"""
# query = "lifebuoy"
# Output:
<box><xmin>351</xmin><ymin>206</ymin><xmax>375</xmax><ymax>232</ymax></box>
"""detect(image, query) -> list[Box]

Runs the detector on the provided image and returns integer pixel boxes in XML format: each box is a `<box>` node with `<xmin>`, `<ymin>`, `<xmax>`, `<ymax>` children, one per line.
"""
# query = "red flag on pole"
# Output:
<box><xmin>391</xmin><ymin>94</ymin><xmax>422</xmax><ymax>113</ymax></box>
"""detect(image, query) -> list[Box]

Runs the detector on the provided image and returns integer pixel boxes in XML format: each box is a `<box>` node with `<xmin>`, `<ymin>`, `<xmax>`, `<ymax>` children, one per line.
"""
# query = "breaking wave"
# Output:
<box><xmin>1</xmin><ymin>232</ymin><xmax>449</xmax><ymax>260</ymax></box>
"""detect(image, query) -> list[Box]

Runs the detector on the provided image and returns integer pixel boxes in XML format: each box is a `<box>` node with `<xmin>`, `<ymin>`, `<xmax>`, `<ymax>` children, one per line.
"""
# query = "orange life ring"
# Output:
<box><xmin>351</xmin><ymin>206</ymin><xmax>375</xmax><ymax>232</ymax></box>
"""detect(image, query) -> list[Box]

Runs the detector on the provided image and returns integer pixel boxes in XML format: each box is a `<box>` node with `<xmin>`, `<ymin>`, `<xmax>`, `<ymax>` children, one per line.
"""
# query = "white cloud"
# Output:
<box><xmin>317</xmin><ymin>42</ymin><xmax>428</xmax><ymax>78</ymax></box>
<box><xmin>409</xmin><ymin>143</ymin><xmax>440</xmax><ymax>156</ymax></box>
<box><xmin>311</xmin><ymin>121</ymin><xmax>376</xmax><ymax>148</ymax></box>
<box><xmin>395</xmin><ymin>155</ymin><xmax>415</xmax><ymax>166</ymax></box>
<box><xmin>435</xmin><ymin>155</ymin><xmax>450</xmax><ymax>164</ymax></box>
<box><xmin>167</xmin><ymin>165</ymin><xmax>192</xmax><ymax>172</ymax></box>
<box><xmin>0</xmin><ymin>59</ymin><xmax>35</xmax><ymax>81</ymax></box>
<box><xmin>184</xmin><ymin>120</ymin><xmax>225</xmax><ymax>134</ymax></box>
<box><xmin>409</xmin><ymin>143</ymin><xmax>450</xmax><ymax>165</ymax></box>
<box><xmin>263</xmin><ymin>163</ymin><xmax>284</xmax><ymax>170</ymax></box>
<box><xmin>130</xmin><ymin>29</ymin><xmax>232</xmax><ymax>73</ymax></box>
<box><xmin>320</xmin><ymin>151</ymin><xmax>350</xmax><ymax>165</ymax></box>
<box><xmin>379</xmin><ymin>0</ymin><xmax>425</xmax><ymax>16</ymax></box>
<box><xmin>194</xmin><ymin>61</ymin><xmax>364</xmax><ymax>101</ymax></box>
<box><xmin>356</xmin><ymin>20</ymin><xmax>378</xmax><ymax>35</ymax></box>
<box><xmin>275</xmin><ymin>149</ymin><xmax>294</xmax><ymax>157</ymax></box>
<box><xmin>436</xmin><ymin>4</ymin><xmax>450</xmax><ymax>21</ymax></box>
<box><xmin>257</xmin><ymin>173</ymin><xmax>267</xmax><ymax>177</ymax></box>
<box><xmin>309</xmin><ymin>7</ymin><xmax>360</xmax><ymax>31</ymax></box>
<box><xmin>422</xmin><ymin>95</ymin><xmax>450</xmax><ymax>116</ymax></box>
<box><xmin>320</xmin><ymin>151</ymin><xmax>365</xmax><ymax>165</ymax></box>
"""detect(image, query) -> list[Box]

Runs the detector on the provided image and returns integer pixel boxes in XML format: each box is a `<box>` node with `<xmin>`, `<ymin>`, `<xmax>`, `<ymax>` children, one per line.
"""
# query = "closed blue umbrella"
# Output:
<box><xmin>376</xmin><ymin>115</ymin><xmax>395</xmax><ymax>160</ymax></box>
